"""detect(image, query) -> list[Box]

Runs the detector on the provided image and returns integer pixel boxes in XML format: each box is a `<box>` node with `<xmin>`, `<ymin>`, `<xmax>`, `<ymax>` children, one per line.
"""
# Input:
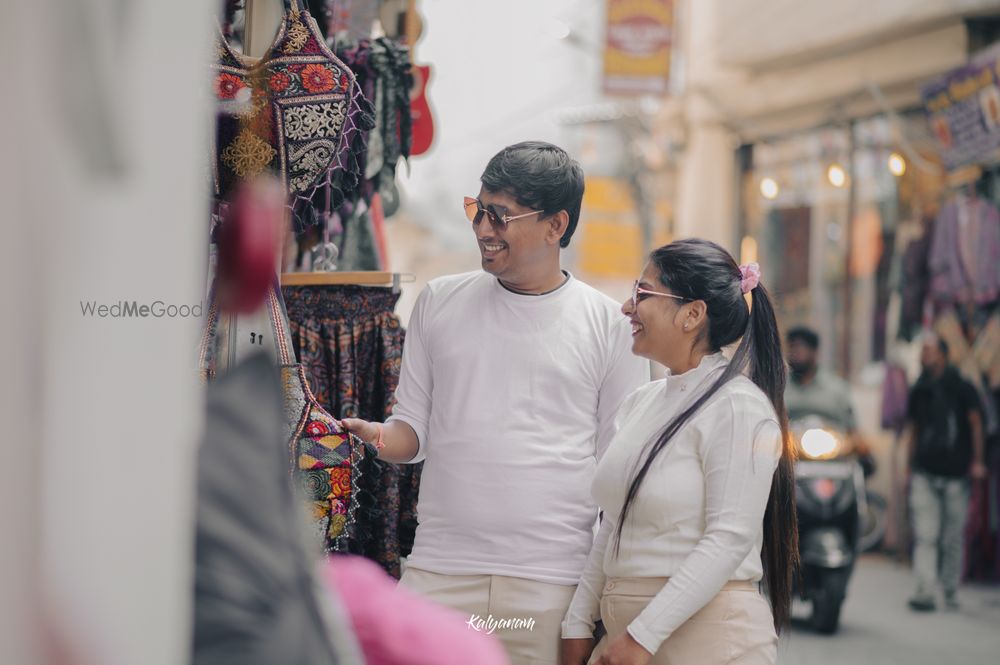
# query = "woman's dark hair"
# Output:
<box><xmin>615</xmin><ymin>238</ymin><xmax>799</xmax><ymax>632</ymax></box>
<box><xmin>480</xmin><ymin>141</ymin><xmax>585</xmax><ymax>248</ymax></box>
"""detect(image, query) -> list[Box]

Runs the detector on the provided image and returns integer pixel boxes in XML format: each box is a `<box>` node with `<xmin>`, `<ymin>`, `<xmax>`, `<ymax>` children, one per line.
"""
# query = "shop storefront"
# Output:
<box><xmin>208</xmin><ymin>0</ymin><xmax>428</xmax><ymax>582</ymax></box>
<box><xmin>738</xmin><ymin>40</ymin><xmax>1000</xmax><ymax>581</ymax></box>
<box><xmin>737</xmin><ymin>112</ymin><xmax>944</xmax><ymax>378</ymax></box>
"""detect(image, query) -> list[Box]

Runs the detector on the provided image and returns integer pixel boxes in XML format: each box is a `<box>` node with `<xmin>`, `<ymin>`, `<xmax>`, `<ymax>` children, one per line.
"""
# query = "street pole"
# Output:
<box><xmin>841</xmin><ymin>122</ymin><xmax>856</xmax><ymax>378</ymax></box>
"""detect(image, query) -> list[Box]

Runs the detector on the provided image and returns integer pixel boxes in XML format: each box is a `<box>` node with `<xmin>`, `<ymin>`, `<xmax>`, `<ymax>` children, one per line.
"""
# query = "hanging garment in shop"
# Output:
<box><xmin>973</xmin><ymin>313</ymin><xmax>1000</xmax><ymax>390</ymax></box>
<box><xmin>200</xmin><ymin>282</ymin><xmax>378</xmax><ymax>553</ymax></box>
<box><xmin>367</xmin><ymin>38</ymin><xmax>412</xmax><ymax>206</ymax></box>
<box><xmin>336</xmin><ymin>37</ymin><xmax>413</xmax><ymax>210</ymax></box>
<box><xmin>193</xmin><ymin>351</ymin><xmax>364</xmax><ymax>665</ymax></box>
<box><xmin>898</xmin><ymin>217</ymin><xmax>935</xmax><ymax>341</ymax></box>
<box><xmin>283</xmin><ymin>283</ymin><xmax>421</xmax><ymax>579</ymax></box>
<box><xmin>881</xmin><ymin>363</ymin><xmax>910</xmax><ymax>434</ymax></box>
<box><xmin>335</xmin><ymin>199</ymin><xmax>382</xmax><ymax>271</ymax></box>
<box><xmin>305</xmin><ymin>0</ymin><xmax>383</xmax><ymax>45</ymax></box>
<box><xmin>369</xmin><ymin>192</ymin><xmax>390</xmax><ymax>268</ymax></box>
<box><xmin>929</xmin><ymin>195</ymin><xmax>1000</xmax><ymax>308</ymax></box>
<box><xmin>211</xmin><ymin>0</ymin><xmax>375</xmax><ymax>234</ymax></box>
<box><xmin>333</xmin><ymin>40</ymin><xmax>381</xmax><ymax>200</ymax></box>
<box><xmin>221</xmin><ymin>0</ymin><xmax>244</xmax><ymax>44</ymax></box>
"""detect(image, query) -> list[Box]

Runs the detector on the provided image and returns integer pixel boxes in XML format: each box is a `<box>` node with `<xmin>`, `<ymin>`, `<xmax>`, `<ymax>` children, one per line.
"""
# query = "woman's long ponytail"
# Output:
<box><xmin>743</xmin><ymin>282</ymin><xmax>799</xmax><ymax>632</ymax></box>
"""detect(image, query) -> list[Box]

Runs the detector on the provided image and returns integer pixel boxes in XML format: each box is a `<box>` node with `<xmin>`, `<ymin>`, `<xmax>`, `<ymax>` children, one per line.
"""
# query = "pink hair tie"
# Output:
<box><xmin>739</xmin><ymin>263</ymin><xmax>761</xmax><ymax>294</ymax></box>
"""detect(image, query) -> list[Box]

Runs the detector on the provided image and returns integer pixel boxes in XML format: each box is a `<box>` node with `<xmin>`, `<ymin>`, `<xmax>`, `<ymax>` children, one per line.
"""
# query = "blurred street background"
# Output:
<box><xmin>781</xmin><ymin>555</ymin><xmax>1000</xmax><ymax>664</ymax></box>
<box><xmin>4</xmin><ymin>1</ymin><xmax>1000</xmax><ymax>664</ymax></box>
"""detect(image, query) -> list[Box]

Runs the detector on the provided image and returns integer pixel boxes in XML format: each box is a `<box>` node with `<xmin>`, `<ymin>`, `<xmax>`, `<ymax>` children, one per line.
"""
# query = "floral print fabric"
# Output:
<box><xmin>283</xmin><ymin>284</ymin><xmax>421</xmax><ymax>578</ymax></box>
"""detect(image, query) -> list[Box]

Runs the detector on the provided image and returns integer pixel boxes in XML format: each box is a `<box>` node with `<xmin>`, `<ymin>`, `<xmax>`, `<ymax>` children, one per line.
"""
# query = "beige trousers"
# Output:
<box><xmin>399</xmin><ymin>566</ymin><xmax>577</xmax><ymax>665</ymax></box>
<box><xmin>589</xmin><ymin>578</ymin><xmax>777</xmax><ymax>665</ymax></box>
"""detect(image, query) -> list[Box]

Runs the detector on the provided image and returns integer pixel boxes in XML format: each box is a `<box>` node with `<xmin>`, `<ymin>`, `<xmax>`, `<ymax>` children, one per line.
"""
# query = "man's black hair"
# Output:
<box><xmin>480</xmin><ymin>141</ymin><xmax>585</xmax><ymax>248</ymax></box>
<box><xmin>786</xmin><ymin>326</ymin><xmax>820</xmax><ymax>350</ymax></box>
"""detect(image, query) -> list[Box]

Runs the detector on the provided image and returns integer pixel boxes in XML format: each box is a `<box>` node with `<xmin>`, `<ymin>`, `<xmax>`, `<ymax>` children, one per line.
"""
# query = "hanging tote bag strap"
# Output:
<box><xmin>198</xmin><ymin>279</ymin><xmax>295</xmax><ymax>378</ymax></box>
<box><xmin>265</xmin><ymin>281</ymin><xmax>296</xmax><ymax>365</ymax></box>
<box><xmin>198</xmin><ymin>284</ymin><xmax>224</xmax><ymax>381</ymax></box>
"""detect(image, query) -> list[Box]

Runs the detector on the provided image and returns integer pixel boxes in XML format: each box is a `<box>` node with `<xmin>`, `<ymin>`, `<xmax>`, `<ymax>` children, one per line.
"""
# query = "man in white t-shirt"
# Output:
<box><xmin>342</xmin><ymin>141</ymin><xmax>648</xmax><ymax>665</ymax></box>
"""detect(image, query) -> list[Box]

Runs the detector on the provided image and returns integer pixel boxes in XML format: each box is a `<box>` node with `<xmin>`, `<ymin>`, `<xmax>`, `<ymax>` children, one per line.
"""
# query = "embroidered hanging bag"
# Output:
<box><xmin>199</xmin><ymin>282</ymin><xmax>374</xmax><ymax>552</ymax></box>
<box><xmin>211</xmin><ymin>0</ymin><xmax>375</xmax><ymax>233</ymax></box>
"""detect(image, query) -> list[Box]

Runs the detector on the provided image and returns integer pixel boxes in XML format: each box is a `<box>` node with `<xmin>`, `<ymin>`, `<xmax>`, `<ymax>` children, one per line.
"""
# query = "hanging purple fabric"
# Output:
<box><xmin>929</xmin><ymin>196</ymin><xmax>1000</xmax><ymax>308</ymax></box>
<box><xmin>881</xmin><ymin>363</ymin><xmax>910</xmax><ymax>434</ymax></box>
<box><xmin>899</xmin><ymin>217</ymin><xmax>935</xmax><ymax>341</ymax></box>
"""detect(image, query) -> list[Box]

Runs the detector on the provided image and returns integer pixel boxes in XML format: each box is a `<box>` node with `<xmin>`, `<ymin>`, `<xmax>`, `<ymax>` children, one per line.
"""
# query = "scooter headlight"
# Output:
<box><xmin>800</xmin><ymin>428</ymin><xmax>841</xmax><ymax>460</ymax></box>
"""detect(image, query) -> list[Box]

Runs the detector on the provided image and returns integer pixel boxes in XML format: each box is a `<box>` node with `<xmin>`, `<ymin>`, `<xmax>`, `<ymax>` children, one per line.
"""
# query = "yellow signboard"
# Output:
<box><xmin>603</xmin><ymin>0</ymin><xmax>674</xmax><ymax>96</ymax></box>
<box><xmin>578</xmin><ymin>177</ymin><xmax>670</xmax><ymax>278</ymax></box>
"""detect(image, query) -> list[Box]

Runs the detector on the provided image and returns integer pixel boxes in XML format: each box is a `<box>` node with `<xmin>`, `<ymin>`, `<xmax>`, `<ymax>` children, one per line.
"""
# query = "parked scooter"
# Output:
<box><xmin>791</xmin><ymin>416</ymin><xmax>866</xmax><ymax>634</ymax></box>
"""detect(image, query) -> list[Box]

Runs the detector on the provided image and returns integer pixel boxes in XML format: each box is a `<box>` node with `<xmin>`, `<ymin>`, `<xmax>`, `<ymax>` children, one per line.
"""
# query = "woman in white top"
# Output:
<box><xmin>561</xmin><ymin>239</ymin><xmax>798</xmax><ymax>665</ymax></box>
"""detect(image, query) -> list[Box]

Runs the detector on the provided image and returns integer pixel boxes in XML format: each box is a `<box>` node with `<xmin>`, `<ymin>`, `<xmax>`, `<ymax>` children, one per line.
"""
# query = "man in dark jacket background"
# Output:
<box><xmin>905</xmin><ymin>334</ymin><xmax>988</xmax><ymax>612</ymax></box>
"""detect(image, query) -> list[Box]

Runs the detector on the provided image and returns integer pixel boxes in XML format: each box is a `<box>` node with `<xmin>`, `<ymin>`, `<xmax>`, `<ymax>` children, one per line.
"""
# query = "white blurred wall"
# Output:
<box><xmin>1</xmin><ymin>2</ymin><xmax>211</xmax><ymax>663</ymax></box>
<box><xmin>716</xmin><ymin>0</ymin><xmax>999</xmax><ymax>67</ymax></box>
<box><xmin>1</xmin><ymin>3</ymin><xmax>42</xmax><ymax>661</ymax></box>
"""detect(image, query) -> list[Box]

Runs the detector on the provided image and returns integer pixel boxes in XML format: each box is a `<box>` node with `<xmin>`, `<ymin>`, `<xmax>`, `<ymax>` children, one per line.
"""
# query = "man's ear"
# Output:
<box><xmin>547</xmin><ymin>210</ymin><xmax>569</xmax><ymax>246</ymax></box>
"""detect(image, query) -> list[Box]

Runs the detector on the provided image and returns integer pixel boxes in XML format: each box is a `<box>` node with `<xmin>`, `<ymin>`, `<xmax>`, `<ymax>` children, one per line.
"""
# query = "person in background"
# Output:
<box><xmin>561</xmin><ymin>240</ymin><xmax>798</xmax><ymax>665</ymax></box>
<box><xmin>905</xmin><ymin>334</ymin><xmax>988</xmax><ymax>612</ymax></box>
<box><xmin>342</xmin><ymin>141</ymin><xmax>649</xmax><ymax>665</ymax></box>
<box><xmin>785</xmin><ymin>326</ymin><xmax>872</xmax><ymax>464</ymax></box>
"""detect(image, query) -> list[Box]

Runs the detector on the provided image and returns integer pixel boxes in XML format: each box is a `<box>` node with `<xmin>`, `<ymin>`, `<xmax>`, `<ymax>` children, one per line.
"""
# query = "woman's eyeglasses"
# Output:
<box><xmin>464</xmin><ymin>196</ymin><xmax>542</xmax><ymax>230</ymax></box>
<box><xmin>631</xmin><ymin>281</ymin><xmax>688</xmax><ymax>309</ymax></box>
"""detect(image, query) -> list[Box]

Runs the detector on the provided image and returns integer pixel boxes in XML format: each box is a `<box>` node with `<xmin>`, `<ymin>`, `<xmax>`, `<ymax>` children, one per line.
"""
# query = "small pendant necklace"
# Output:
<box><xmin>500</xmin><ymin>272</ymin><xmax>569</xmax><ymax>296</ymax></box>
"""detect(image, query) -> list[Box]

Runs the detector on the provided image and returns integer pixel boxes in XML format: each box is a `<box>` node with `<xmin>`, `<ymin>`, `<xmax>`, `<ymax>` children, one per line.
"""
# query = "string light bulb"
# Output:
<box><xmin>827</xmin><ymin>163</ymin><xmax>847</xmax><ymax>188</ymax></box>
<box><xmin>760</xmin><ymin>177</ymin><xmax>779</xmax><ymax>200</ymax></box>
<box><xmin>888</xmin><ymin>152</ymin><xmax>906</xmax><ymax>177</ymax></box>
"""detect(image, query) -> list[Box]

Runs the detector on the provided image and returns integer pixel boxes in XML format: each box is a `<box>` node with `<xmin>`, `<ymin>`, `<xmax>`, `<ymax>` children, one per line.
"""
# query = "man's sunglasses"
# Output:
<box><xmin>631</xmin><ymin>280</ymin><xmax>689</xmax><ymax>309</ymax></box>
<box><xmin>464</xmin><ymin>196</ymin><xmax>543</xmax><ymax>230</ymax></box>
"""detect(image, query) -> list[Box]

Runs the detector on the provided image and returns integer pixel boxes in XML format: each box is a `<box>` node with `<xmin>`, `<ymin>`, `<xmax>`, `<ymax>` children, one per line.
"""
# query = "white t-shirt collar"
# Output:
<box><xmin>492</xmin><ymin>270</ymin><xmax>574</xmax><ymax>301</ymax></box>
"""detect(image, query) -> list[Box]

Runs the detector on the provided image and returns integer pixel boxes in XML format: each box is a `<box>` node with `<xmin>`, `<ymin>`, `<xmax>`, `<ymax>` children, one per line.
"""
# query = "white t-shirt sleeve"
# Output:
<box><xmin>386</xmin><ymin>285</ymin><xmax>434</xmax><ymax>463</ymax></box>
<box><xmin>596</xmin><ymin>319</ymin><xmax>649</xmax><ymax>459</ymax></box>
<box><xmin>626</xmin><ymin>395</ymin><xmax>781</xmax><ymax>654</ymax></box>
<box><xmin>561</xmin><ymin>517</ymin><xmax>613</xmax><ymax>638</ymax></box>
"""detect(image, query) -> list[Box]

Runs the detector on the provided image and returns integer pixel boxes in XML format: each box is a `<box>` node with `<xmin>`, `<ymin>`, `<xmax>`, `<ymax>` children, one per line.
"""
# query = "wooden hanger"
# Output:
<box><xmin>280</xmin><ymin>271</ymin><xmax>413</xmax><ymax>294</ymax></box>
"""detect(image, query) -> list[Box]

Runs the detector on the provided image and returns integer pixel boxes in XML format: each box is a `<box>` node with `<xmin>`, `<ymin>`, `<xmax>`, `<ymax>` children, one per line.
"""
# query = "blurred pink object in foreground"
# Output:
<box><xmin>322</xmin><ymin>556</ymin><xmax>510</xmax><ymax>665</ymax></box>
<box><xmin>216</xmin><ymin>178</ymin><xmax>285</xmax><ymax>313</ymax></box>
